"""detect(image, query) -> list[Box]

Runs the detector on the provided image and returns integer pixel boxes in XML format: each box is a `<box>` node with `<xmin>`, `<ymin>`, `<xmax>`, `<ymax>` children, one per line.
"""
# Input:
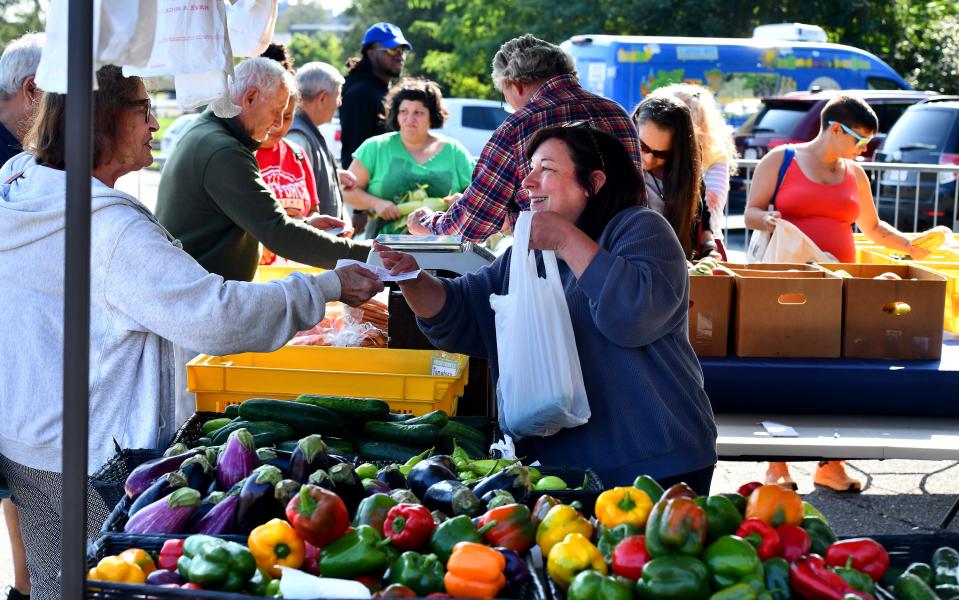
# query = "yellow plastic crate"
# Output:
<box><xmin>859</xmin><ymin>246</ymin><xmax>959</xmax><ymax>265</ymax></box>
<box><xmin>915</xmin><ymin>262</ymin><xmax>959</xmax><ymax>333</ymax></box>
<box><xmin>187</xmin><ymin>346</ymin><xmax>469</xmax><ymax>414</ymax></box>
<box><xmin>252</xmin><ymin>265</ymin><xmax>325</xmax><ymax>283</ymax></box>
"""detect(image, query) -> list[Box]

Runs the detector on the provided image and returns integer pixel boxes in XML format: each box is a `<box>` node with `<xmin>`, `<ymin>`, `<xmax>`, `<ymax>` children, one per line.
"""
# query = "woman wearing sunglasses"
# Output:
<box><xmin>745</xmin><ymin>94</ymin><xmax>929</xmax><ymax>493</ymax></box>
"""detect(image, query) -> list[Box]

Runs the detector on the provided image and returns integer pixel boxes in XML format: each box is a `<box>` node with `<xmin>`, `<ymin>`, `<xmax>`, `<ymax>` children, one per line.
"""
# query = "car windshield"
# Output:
<box><xmin>742</xmin><ymin>105</ymin><xmax>808</xmax><ymax>136</ymax></box>
<box><xmin>881</xmin><ymin>108</ymin><xmax>959</xmax><ymax>153</ymax></box>
<box><xmin>461</xmin><ymin>105</ymin><xmax>510</xmax><ymax>130</ymax></box>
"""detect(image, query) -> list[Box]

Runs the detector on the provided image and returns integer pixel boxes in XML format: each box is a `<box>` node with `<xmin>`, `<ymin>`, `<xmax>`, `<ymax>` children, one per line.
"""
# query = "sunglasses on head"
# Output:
<box><xmin>562</xmin><ymin>120</ymin><xmax>606</xmax><ymax>171</ymax></box>
<box><xmin>828</xmin><ymin>120</ymin><xmax>872</xmax><ymax>149</ymax></box>
<box><xmin>639</xmin><ymin>139</ymin><xmax>672</xmax><ymax>160</ymax></box>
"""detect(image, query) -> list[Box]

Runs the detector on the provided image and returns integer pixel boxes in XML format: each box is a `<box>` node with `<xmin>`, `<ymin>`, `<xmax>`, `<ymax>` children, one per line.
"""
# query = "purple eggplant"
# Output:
<box><xmin>289</xmin><ymin>435</ymin><xmax>330</xmax><ymax>482</ymax></box>
<box><xmin>424</xmin><ymin>480</ymin><xmax>481</xmax><ymax>517</ymax></box>
<box><xmin>146</xmin><ymin>569</ymin><xmax>186</xmax><ymax>586</ymax></box>
<box><xmin>389</xmin><ymin>489</ymin><xmax>420</xmax><ymax>505</ymax></box>
<box><xmin>192</xmin><ymin>491</ymin><xmax>239</xmax><ymax>535</ymax></box>
<box><xmin>123</xmin><ymin>487</ymin><xmax>200</xmax><ymax>534</ymax></box>
<box><xmin>375</xmin><ymin>465</ymin><xmax>406</xmax><ymax>490</ymax></box>
<box><xmin>164</xmin><ymin>443</ymin><xmax>190</xmax><ymax>457</ymax></box>
<box><xmin>327</xmin><ymin>454</ymin><xmax>351</xmax><ymax>465</ymax></box>
<box><xmin>124</xmin><ymin>448</ymin><xmax>203</xmax><ymax>499</ymax></box>
<box><xmin>329</xmin><ymin>463</ymin><xmax>365</xmax><ymax>519</ymax></box>
<box><xmin>363</xmin><ymin>478</ymin><xmax>391</xmax><ymax>495</ymax></box>
<box><xmin>495</xmin><ymin>547</ymin><xmax>530</xmax><ymax>588</ymax></box>
<box><xmin>481</xmin><ymin>489</ymin><xmax>516</xmax><ymax>510</ymax></box>
<box><xmin>185</xmin><ymin>491</ymin><xmax>226</xmax><ymax>532</ymax></box>
<box><xmin>407</xmin><ymin>459</ymin><xmax>457</xmax><ymax>499</ymax></box>
<box><xmin>216</xmin><ymin>429</ymin><xmax>259</xmax><ymax>490</ymax></box>
<box><xmin>235</xmin><ymin>465</ymin><xmax>284</xmax><ymax>534</ymax></box>
<box><xmin>128</xmin><ymin>471</ymin><xmax>187</xmax><ymax>518</ymax></box>
<box><xmin>471</xmin><ymin>464</ymin><xmax>532</xmax><ymax>503</ymax></box>
<box><xmin>178</xmin><ymin>455</ymin><xmax>213</xmax><ymax>492</ymax></box>
<box><xmin>258</xmin><ymin>448</ymin><xmax>292</xmax><ymax>477</ymax></box>
<box><xmin>275</xmin><ymin>479</ymin><xmax>301</xmax><ymax>508</ymax></box>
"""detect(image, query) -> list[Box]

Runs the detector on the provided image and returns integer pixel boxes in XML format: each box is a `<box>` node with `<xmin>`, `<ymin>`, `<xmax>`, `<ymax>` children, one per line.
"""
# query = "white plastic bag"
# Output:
<box><xmin>745</xmin><ymin>228</ymin><xmax>771</xmax><ymax>264</ymax></box>
<box><xmin>227</xmin><ymin>0</ymin><xmax>280</xmax><ymax>57</ymax></box>
<box><xmin>489</xmin><ymin>212</ymin><xmax>589</xmax><ymax>439</ymax></box>
<box><xmin>761</xmin><ymin>218</ymin><xmax>837</xmax><ymax>263</ymax></box>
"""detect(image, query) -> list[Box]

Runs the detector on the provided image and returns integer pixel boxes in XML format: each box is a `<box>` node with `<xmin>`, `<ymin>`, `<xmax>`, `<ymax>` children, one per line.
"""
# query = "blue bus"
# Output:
<box><xmin>560</xmin><ymin>35</ymin><xmax>910</xmax><ymax>126</ymax></box>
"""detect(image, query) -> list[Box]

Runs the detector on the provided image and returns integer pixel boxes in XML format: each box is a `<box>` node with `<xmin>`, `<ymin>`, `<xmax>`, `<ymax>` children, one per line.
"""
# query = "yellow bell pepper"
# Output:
<box><xmin>594</xmin><ymin>486</ymin><xmax>653</xmax><ymax>529</ymax></box>
<box><xmin>546</xmin><ymin>533</ymin><xmax>606</xmax><ymax>590</ymax></box>
<box><xmin>536</xmin><ymin>503</ymin><xmax>593</xmax><ymax>558</ymax></box>
<box><xmin>119</xmin><ymin>547</ymin><xmax>156</xmax><ymax>576</ymax></box>
<box><xmin>86</xmin><ymin>555</ymin><xmax>146</xmax><ymax>584</ymax></box>
<box><xmin>248</xmin><ymin>518</ymin><xmax>306</xmax><ymax>577</ymax></box>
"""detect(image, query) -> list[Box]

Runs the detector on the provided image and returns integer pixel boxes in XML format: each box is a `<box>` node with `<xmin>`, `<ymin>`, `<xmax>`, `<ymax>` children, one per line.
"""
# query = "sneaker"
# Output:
<box><xmin>765</xmin><ymin>461</ymin><xmax>798</xmax><ymax>491</ymax></box>
<box><xmin>814</xmin><ymin>460</ymin><xmax>862</xmax><ymax>493</ymax></box>
<box><xmin>5</xmin><ymin>588</ymin><xmax>29</xmax><ymax>600</ymax></box>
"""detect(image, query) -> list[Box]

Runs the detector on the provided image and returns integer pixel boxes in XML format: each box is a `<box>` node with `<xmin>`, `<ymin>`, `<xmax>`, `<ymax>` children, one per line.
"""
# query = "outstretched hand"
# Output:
<box><xmin>373</xmin><ymin>241</ymin><xmax>421</xmax><ymax>278</ymax></box>
<box><xmin>333</xmin><ymin>264</ymin><xmax>384</xmax><ymax>306</ymax></box>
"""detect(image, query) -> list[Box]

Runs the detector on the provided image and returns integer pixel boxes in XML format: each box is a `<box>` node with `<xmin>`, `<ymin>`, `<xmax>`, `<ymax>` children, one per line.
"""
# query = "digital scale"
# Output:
<box><xmin>367</xmin><ymin>234</ymin><xmax>497</xmax><ymax>277</ymax></box>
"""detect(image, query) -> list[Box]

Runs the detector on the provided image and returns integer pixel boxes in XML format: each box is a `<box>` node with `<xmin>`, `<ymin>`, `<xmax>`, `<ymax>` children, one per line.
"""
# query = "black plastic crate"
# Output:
<box><xmin>525</xmin><ymin>467</ymin><xmax>604</xmax><ymax>518</ymax></box>
<box><xmin>91</xmin><ymin>448</ymin><xmax>165</xmax><ymax>520</ymax></box>
<box><xmin>173</xmin><ymin>411</ymin><xmax>229</xmax><ymax>447</ymax></box>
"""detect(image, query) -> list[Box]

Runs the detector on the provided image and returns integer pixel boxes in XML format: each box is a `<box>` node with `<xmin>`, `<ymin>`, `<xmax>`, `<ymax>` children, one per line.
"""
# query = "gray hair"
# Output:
<box><xmin>229</xmin><ymin>57</ymin><xmax>297</xmax><ymax>103</ymax></box>
<box><xmin>296</xmin><ymin>62</ymin><xmax>344</xmax><ymax>101</ymax></box>
<box><xmin>491</xmin><ymin>34</ymin><xmax>576</xmax><ymax>91</ymax></box>
<box><xmin>0</xmin><ymin>32</ymin><xmax>45</xmax><ymax>100</ymax></box>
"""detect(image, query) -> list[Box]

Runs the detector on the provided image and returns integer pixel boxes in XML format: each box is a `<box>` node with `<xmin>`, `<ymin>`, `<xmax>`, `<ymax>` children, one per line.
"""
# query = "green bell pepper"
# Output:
<box><xmin>429</xmin><ymin>514</ymin><xmax>496</xmax><ymax>563</ymax></box>
<box><xmin>694</xmin><ymin>495</ymin><xmax>744</xmax><ymax>543</ymax></box>
<box><xmin>721</xmin><ymin>493</ymin><xmax>747</xmax><ymax>516</ymax></box>
<box><xmin>567</xmin><ymin>570</ymin><xmax>634</xmax><ymax>600</ymax></box>
<box><xmin>831</xmin><ymin>562</ymin><xmax>875</xmax><ymax>594</ymax></box>
<box><xmin>636</xmin><ymin>555</ymin><xmax>711</xmax><ymax>600</ymax></box>
<box><xmin>800</xmin><ymin>516</ymin><xmax>837</xmax><ymax>556</ymax></box>
<box><xmin>352</xmin><ymin>493</ymin><xmax>399</xmax><ymax>536</ymax></box>
<box><xmin>177</xmin><ymin>534</ymin><xmax>257</xmax><ymax>592</ymax></box>
<box><xmin>710</xmin><ymin>582</ymin><xmax>759</xmax><ymax>600</ymax></box>
<box><xmin>319</xmin><ymin>524</ymin><xmax>397</xmax><ymax>579</ymax></box>
<box><xmin>645</xmin><ymin>497</ymin><xmax>707</xmax><ymax>557</ymax></box>
<box><xmin>597</xmin><ymin>523</ymin><xmax>643</xmax><ymax>561</ymax></box>
<box><xmin>633</xmin><ymin>474</ymin><xmax>665</xmax><ymax>503</ymax></box>
<box><xmin>385</xmin><ymin>551</ymin><xmax>446</xmax><ymax>596</ymax></box>
<box><xmin>703</xmin><ymin>535</ymin><xmax>763</xmax><ymax>589</ymax></box>
<box><xmin>763</xmin><ymin>558</ymin><xmax>792</xmax><ymax>600</ymax></box>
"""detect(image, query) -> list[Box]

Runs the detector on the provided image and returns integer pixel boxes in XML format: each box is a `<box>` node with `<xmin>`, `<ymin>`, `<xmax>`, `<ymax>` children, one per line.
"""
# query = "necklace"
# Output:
<box><xmin>648</xmin><ymin>171</ymin><xmax>665</xmax><ymax>201</ymax></box>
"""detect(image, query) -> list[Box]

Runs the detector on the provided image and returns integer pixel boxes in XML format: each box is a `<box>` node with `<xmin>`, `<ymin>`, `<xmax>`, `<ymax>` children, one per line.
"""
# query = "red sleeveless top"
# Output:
<box><xmin>775</xmin><ymin>159</ymin><xmax>860</xmax><ymax>262</ymax></box>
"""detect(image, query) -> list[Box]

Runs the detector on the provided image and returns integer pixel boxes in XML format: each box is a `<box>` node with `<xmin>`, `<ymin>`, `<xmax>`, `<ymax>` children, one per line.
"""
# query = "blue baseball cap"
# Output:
<box><xmin>362</xmin><ymin>22</ymin><xmax>412</xmax><ymax>50</ymax></box>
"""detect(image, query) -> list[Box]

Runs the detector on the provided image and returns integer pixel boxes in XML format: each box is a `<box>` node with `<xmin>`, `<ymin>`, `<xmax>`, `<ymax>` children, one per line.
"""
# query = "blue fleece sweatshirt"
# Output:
<box><xmin>419</xmin><ymin>207</ymin><xmax>717</xmax><ymax>486</ymax></box>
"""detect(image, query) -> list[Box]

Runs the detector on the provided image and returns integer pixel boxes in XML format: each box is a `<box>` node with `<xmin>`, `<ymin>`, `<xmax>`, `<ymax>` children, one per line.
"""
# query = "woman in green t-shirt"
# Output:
<box><xmin>344</xmin><ymin>77</ymin><xmax>476</xmax><ymax>236</ymax></box>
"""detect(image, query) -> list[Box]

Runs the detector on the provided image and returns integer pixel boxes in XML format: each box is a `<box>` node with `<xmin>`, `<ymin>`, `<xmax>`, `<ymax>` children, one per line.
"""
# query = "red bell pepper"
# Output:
<box><xmin>285</xmin><ymin>483</ymin><xmax>350</xmax><ymax>548</ymax></box>
<box><xmin>610</xmin><ymin>535</ymin><xmax>651</xmax><ymax>581</ymax></box>
<box><xmin>776</xmin><ymin>524</ymin><xmax>811</xmax><ymax>562</ymax></box>
<box><xmin>478</xmin><ymin>503</ymin><xmax>536</xmax><ymax>554</ymax></box>
<box><xmin>736</xmin><ymin>518</ymin><xmax>782</xmax><ymax>560</ymax></box>
<box><xmin>157</xmin><ymin>538</ymin><xmax>184</xmax><ymax>571</ymax></box>
<box><xmin>824</xmin><ymin>538</ymin><xmax>890</xmax><ymax>581</ymax></box>
<box><xmin>738</xmin><ymin>481</ymin><xmax>763</xmax><ymax>497</ymax></box>
<box><xmin>531</xmin><ymin>494</ymin><xmax>562</xmax><ymax>527</ymax></box>
<box><xmin>383</xmin><ymin>503</ymin><xmax>435</xmax><ymax>551</ymax></box>
<box><xmin>302</xmin><ymin>541</ymin><xmax>320</xmax><ymax>575</ymax></box>
<box><xmin>790</xmin><ymin>554</ymin><xmax>875</xmax><ymax>600</ymax></box>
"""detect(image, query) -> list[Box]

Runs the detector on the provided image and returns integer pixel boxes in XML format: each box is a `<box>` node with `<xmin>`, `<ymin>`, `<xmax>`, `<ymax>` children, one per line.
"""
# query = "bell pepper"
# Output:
<box><xmin>636</xmin><ymin>555</ymin><xmax>711</xmax><ymax>600</ymax></box>
<box><xmin>355</xmin><ymin>493</ymin><xmax>400</xmax><ymax>536</ymax></box>
<box><xmin>703</xmin><ymin>534</ymin><xmax>763</xmax><ymax>589</ymax></box>
<box><xmin>711</xmin><ymin>582</ymin><xmax>760</xmax><ymax>600</ymax></box>
<box><xmin>177</xmin><ymin>534</ymin><xmax>257</xmax><ymax>592</ymax></box>
<box><xmin>248</xmin><ymin>517</ymin><xmax>305</xmax><ymax>577</ymax></box>
<box><xmin>536</xmin><ymin>503</ymin><xmax>593</xmax><ymax>558</ymax></box>
<box><xmin>633</xmin><ymin>474</ymin><xmax>666</xmax><ymax>503</ymax></box>
<box><xmin>430</xmin><ymin>514</ymin><xmax>497</xmax><ymax>563</ymax></box>
<box><xmin>745</xmin><ymin>485</ymin><xmax>803</xmax><ymax>528</ymax></box>
<box><xmin>723</xmin><ymin>493</ymin><xmax>748</xmax><ymax>515</ymax></box>
<box><xmin>157</xmin><ymin>538</ymin><xmax>185</xmax><ymax>571</ymax></box>
<box><xmin>375</xmin><ymin>583</ymin><xmax>417</xmax><ymax>597</ymax></box>
<box><xmin>695</xmin><ymin>495</ymin><xmax>744</xmax><ymax>542</ymax></box>
<box><xmin>611</xmin><ymin>534</ymin><xmax>651</xmax><ymax>581</ymax></box>
<box><xmin>776</xmin><ymin>524</ymin><xmax>811</xmax><ymax>562</ymax></box>
<box><xmin>662</xmin><ymin>482</ymin><xmax>698</xmax><ymax>500</ymax></box>
<box><xmin>830</xmin><ymin>558</ymin><xmax>875</xmax><ymax>594</ymax></box>
<box><xmin>597</xmin><ymin>523</ymin><xmax>642</xmax><ymax>560</ymax></box>
<box><xmin>302</xmin><ymin>541</ymin><xmax>320</xmax><ymax>575</ymax></box>
<box><xmin>763</xmin><ymin>557</ymin><xmax>792</xmax><ymax>600</ymax></box>
<box><xmin>802</xmin><ymin>516</ymin><xmax>838</xmax><ymax>556</ymax></box>
<box><xmin>595</xmin><ymin>486</ymin><xmax>653</xmax><ymax>529</ymax></box>
<box><xmin>444</xmin><ymin>542</ymin><xmax>506</xmax><ymax>599</ymax></box>
<box><xmin>119</xmin><ymin>548</ymin><xmax>156</xmax><ymax>576</ymax></box>
<box><xmin>320</xmin><ymin>524</ymin><xmax>398</xmax><ymax>579</ymax></box>
<box><xmin>385</xmin><ymin>551</ymin><xmax>446</xmax><ymax>596</ymax></box>
<box><xmin>87</xmin><ymin>555</ymin><xmax>146</xmax><ymax>584</ymax></box>
<box><xmin>478</xmin><ymin>503</ymin><xmax>536</xmax><ymax>554</ymax></box>
<box><xmin>285</xmin><ymin>483</ymin><xmax>350</xmax><ymax>548</ymax></box>
<box><xmin>738</xmin><ymin>482</ymin><xmax>763</xmax><ymax>498</ymax></box>
<box><xmin>384</xmin><ymin>503</ymin><xmax>435</xmax><ymax>551</ymax></box>
<box><xmin>644</xmin><ymin>497</ymin><xmax>707</xmax><ymax>557</ymax></box>
<box><xmin>495</xmin><ymin>547</ymin><xmax>530</xmax><ymax>588</ymax></box>
<box><xmin>567</xmin><ymin>570</ymin><xmax>634</xmax><ymax>600</ymax></box>
<box><xmin>546</xmin><ymin>532</ymin><xmax>606</xmax><ymax>590</ymax></box>
<box><xmin>824</xmin><ymin>538</ymin><xmax>890</xmax><ymax>582</ymax></box>
<box><xmin>789</xmin><ymin>554</ymin><xmax>875</xmax><ymax>600</ymax></box>
<box><xmin>246</xmin><ymin>568</ymin><xmax>275</xmax><ymax>596</ymax></box>
<box><xmin>737</xmin><ymin>519</ymin><xmax>782</xmax><ymax>560</ymax></box>
<box><xmin>531</xmin><ymin>494</ymin><xmax>562</xmax><ymax>526</ymax></box>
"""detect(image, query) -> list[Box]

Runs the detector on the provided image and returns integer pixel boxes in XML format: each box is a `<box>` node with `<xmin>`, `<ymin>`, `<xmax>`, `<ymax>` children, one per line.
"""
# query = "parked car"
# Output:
<box><xmin>874</xmin><ymin>98</ymin><xmax>959</xmax><ymax>231</ymax></box>
<box><xmin>318</xmin><ymin>116</ymin><xmax>341</xmax><ymax>164</ymax></box>
<box><xmin>435</xmin><ymin>98</ymin><xmax>511</xmax><ymax>158</ymax></box>
<box><xmin>157</xmin><ymin>112</ymin><xmax>199</xmax><ymax>167</ymax></box>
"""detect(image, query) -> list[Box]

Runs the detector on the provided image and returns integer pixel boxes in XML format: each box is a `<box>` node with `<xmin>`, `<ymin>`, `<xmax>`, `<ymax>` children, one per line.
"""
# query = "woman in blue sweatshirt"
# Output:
<box><xmin>377</xmin><ymin>123</ymin><xmax>717</xmax><ymax>491</ymax></box>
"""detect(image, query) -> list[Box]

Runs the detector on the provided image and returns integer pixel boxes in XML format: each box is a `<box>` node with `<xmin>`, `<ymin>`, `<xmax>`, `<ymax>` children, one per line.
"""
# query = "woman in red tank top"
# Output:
<box><xmin>744</xmin><ymin>96</ymin><xmax>930</xmax><ymax>493</ymax></box>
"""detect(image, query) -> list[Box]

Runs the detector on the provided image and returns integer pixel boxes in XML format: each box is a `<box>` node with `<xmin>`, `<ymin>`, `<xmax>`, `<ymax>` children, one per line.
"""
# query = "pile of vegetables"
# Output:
<box><xmin>688</xmin><ymin>257</ymin><xmax>735</xmax><ymax>277</ymax></box>
<box><xmin>375</xmin><ymin>185</ymin><xmax>448</xmax><ymax>235</ymax></box>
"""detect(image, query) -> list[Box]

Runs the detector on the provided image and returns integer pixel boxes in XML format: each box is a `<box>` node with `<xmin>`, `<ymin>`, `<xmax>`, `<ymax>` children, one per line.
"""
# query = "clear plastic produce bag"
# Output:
<box><xmin>489</xmin><ymin>212</ymin><xmax>589</xmax><ymax>439</ymax></box>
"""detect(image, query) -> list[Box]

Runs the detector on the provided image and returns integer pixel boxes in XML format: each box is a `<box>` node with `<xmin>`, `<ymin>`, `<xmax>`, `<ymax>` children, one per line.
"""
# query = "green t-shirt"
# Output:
<box><xmin>353</xmin><ymin>132</ymin><xmax>476</xmax><ymax>202</ymax></box>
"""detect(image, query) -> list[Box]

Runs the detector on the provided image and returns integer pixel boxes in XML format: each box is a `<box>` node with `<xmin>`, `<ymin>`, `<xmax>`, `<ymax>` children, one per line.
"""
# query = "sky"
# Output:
<box><xmin>319</xmin><ymin>0</ymin><xmax>352</xmax><ymax>16</ymax></box>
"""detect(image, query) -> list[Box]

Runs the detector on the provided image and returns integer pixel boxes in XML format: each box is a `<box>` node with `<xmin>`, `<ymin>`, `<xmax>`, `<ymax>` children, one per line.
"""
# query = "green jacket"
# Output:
<box><xmin>156</xmin><ymin>109</ymin><xmax>370</xmax><ymax>281</ymax></box>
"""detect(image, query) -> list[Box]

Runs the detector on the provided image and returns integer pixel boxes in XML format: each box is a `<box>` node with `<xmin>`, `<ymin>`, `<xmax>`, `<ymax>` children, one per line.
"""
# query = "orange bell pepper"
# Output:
<box><xmin>86</xmin><ymin>555</ymin><xmax>146</xmax><ymax>584</ymax></box>
<box><xmin>744</xmin><ymin>484</ymin><xmax>803</xmax><ymax>527</ymax></box>
<box><xmin>444</xmin><ymin>542</ymin><xmax>506</xmax><ymax>599</ymax></box>
<box><xmin>119</xmin><ymin>548</ymin><xmax>156</xmax><ymax>576</ymax></box>
<box><xmin>248</xmin><ymin>518</ymin><xmax>306</xmax><ymax>577</ymax></box>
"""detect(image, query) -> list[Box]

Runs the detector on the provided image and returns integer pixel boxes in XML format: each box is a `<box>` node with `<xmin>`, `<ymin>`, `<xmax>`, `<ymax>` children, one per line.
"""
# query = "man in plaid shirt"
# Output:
<box><xmin>408</xmin><ymin>34</ymin><xmax>644</xmax><ymax>242</ymax></box>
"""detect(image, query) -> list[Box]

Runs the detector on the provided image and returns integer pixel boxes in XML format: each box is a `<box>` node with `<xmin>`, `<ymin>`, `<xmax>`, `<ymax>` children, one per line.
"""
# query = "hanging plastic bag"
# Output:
<box><xmin>227</xmin><ymin>0</ymin><xmax>280</xmax><ymax>57</ymax></box>
<box><xmin>489</xmin><ymin>212</ymin><xmax>589</xmax><ymax>439</ymax></box>
<box><xmin>745</xmin><ymin>228</ymin><xmax>771</xmax><ymax>263</ymax></box>
<box><xmin>761</xmin><ymin>218</ymin><xmax>837</xmax><ymax>263</ymax></box>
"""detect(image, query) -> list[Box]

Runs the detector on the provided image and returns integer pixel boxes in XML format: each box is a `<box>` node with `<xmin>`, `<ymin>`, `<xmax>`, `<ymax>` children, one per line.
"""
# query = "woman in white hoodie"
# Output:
<box><xmin>0</xmin><ymin>66</ymin><xmax>383</xmax><ymax>599</ymax></box>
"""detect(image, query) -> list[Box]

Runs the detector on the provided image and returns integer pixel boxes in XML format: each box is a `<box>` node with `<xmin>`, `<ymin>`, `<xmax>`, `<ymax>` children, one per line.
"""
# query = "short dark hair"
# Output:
<box><xmin>820</xmin><ymin>95</ymin><xmax>878</xmax><ymax>133</ymax></box>
<box><xmin>260</xmin><ymin>42</ymin><xmax>295</xmax><ymax>74</ymax></box>
<box><xmin>26</xmin><ymin>65</ymin><xmax>142</xmax><ymax>170</ymax></box>
<box><xmin>384</xmin><ymin>78</ymin><xmax>448</xmax><ymax>130</ymax></box>
<box><xmin>525</xmin><ymin>123</ymin><xmax>644</xmax><ymax>241</ymax></box>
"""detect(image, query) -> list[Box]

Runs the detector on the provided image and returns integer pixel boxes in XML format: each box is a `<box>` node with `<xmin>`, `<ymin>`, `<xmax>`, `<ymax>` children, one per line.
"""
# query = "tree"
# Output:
<box><xmin>0</xmin><ymin>0</ymin><xmax>44</xmax><ymax>47</ymax></box>
<box><xmin>288</xmin><ymin>32</ymin><xmax>345</xmax><ymax>71</ymax></box>
<box><xmin>275</xmin><ymin>0</ymin><xmax>331</xmax><ymax>33</ymax></box>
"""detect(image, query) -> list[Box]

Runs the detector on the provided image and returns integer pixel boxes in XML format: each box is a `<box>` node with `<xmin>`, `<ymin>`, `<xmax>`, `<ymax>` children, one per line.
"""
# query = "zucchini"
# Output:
<box><xmin>440</xmin><ymin>421</ymin><xmax>486</xmax><ymax>445</ymax></box>
<box><xmin>363</xmin><ymin>421</ymin><xmax>440</xmax><ymax>446</ymax></box>
<box><xmin>296</xmin><ymin>394</ymin><xmax>390</xmax><ymax>422</ymax></box>
<box><xmin>384</xmin><ymin>412</ymin><xmax>416</xmax><ymax>422</ymax></box>
<box><xmin>193</xmin><ymin>436</ymin><xmax>213</xmax><ymax>448</ymax></box>
<box><xmin>210</xmin><ymin>419</ymin><xmax>295</xmax><ymax>445</ymax></box>
<box><xmin>357</xmin><ymin>440</ymin><xmax>426</xmax><ymax>462</ymax></box>
<box><xmin>201</xmin><ymin>418</ymin><xmax>232</xmax><ymax>436</ymax></box>
<box><xmin>449</xmin><ymin>415</ymin><xmax>490</xmax><ymax>430</ymax></box>
<box><xmin>224</xmin><ymin>404</ymin><xmax>241</xmax><ymax>418</ymax></box>
<box><xmin>239</xmin><ymin>398</ymin><xmax>345</xmax><ymax>435</ymax></box>
<box><xmin>403</xmin><ymin>410</ymin><xmax>449</xmax><ymax>428</ymax></box>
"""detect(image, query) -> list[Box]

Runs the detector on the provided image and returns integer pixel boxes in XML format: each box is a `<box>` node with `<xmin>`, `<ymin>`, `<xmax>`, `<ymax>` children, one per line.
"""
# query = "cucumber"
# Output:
<box><xmin>193</xmin><ymin>436</ymin><xmax>213</xmax><ymax>448</ymax></box>
<box><xmin>440</xmin><ymin>421</ymin><xmax>486</xmax><ymax>445</ymax></box>
<box><xmin>201</xmin><ymin>418</ymin><xmax>232</xmax><ymax>436</ymax></box>
<box><xmin>403</xmin><ymin>410</ymin><xmax>449</xmax><ymax>428</ymax></box>
<box><xmin>239</xmin><ymin>398</ymin><xmax>345</xmax><ymax>435</ymax></box>
<box><xmin>252</xmin><ymin>432</ymin><xmax>278</xmax><ymax>448</ymax></box>
<box><xmin>363</xmin><ymin>421</ymin><xmax>440</xmax><ymax>446</ymax></box>
<box><xmin>295</xmin><ymin>394</ymin><xmax>390</xmax><ymax>422</ymax></box>
<box><xmin>224</xmin><ymin>404</ymin><xmax>241</xmax><ymax>418</ymax></box>
<box><xmin>210</xmin><ymin>419</ymin><xmax>295</xmax><ymax>445</ymax></box>
<box><xmin>384</xmin><ymin>412</ymin><xmax>416</xmax><ymax>422</ymax></box>
<box><xmin>324</xmin><ymin>438</ymin><xmax>356</xmax><ymax>456</ymax></box>
<box><xmin>449</xmin><ymin>415</ymin><xmax>490</xmax><ymax>430</ymax></box>
<box><xmin>356</xmin><ymin>440</ymin><xmax>426</xmax><ymax>462</ymax></box>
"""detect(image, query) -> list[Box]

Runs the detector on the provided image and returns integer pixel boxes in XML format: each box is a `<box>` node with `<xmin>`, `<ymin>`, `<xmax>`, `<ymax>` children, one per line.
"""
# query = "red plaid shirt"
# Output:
<box><xmin>424</xmin><ymin>74</ymin><xmax>643</xmax><ymax>241</ymax></box>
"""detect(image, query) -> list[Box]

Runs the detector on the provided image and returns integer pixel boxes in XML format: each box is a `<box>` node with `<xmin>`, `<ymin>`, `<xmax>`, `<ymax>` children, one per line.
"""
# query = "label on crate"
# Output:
<box><xmin>431</xmin><ymin>355</ymin><xmax>459</xmax><ymax>377</ymax></box>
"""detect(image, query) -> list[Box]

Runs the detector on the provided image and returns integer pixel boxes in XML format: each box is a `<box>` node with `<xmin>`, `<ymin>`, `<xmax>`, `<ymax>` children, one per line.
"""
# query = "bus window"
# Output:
<box><xmin>868</xmin><ymin>77</ymin><xmax>905</xmax><ymax>90</ymax></box>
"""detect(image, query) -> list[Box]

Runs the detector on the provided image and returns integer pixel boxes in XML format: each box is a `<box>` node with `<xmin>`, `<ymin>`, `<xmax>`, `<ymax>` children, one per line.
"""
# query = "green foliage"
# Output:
<box><xmin>0</xmin><ymin>0</ymin><xmax>43</xmax><ymax>47</ymax></box>
<box><xmin>274</xmin><ymin>1</ymin><xmax>331</xmax><ymax>33</ymax></box>
<box><xmin>288</xmin><ymin>32</ymin><xmax>345</xmax><ymax>72</ymax></box>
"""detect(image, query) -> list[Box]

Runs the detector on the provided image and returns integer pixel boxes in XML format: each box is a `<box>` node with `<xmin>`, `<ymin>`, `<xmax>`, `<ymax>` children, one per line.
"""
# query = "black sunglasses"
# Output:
<box><xmin>562</xmin><ymin>120</ymin><xmax>606</xmax><ymax>171</ymax></box>
<box><xmin>639</xmin><ymin>138</ymin><xmax>672</xmax><ymax>160</ymax></box>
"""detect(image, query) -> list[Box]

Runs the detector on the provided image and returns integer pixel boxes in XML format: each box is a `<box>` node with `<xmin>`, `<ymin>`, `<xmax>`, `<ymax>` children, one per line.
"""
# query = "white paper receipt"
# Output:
<box><xmin>335</xmin><ymin>259</ymin><xmax>420</xmax><ymax>282</ymax></box>
<box><xmin>761</xmin><ymin>421</ymin><xmax>799</xmax><ymax>437</ymax></box>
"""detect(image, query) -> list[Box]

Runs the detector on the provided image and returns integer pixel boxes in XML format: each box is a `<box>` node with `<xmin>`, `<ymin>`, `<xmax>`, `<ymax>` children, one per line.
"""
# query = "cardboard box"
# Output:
<box><xmin>688</xmin><ymin>273</ymin><xmax>734</xmax><ymax>357</ymax></box>
<box><xmin>915</xmin><ymin>262</ymin><xmax>959</xmax><ymax>333</ymax></box>
<box><xmin>726</xmin><ymin>263</ymin><xmax>843</xmax><ymax>358</ymax></box>
<box><xmin>817</xmin><ymin>264</ymin><xmax>946</xmax><ymax>359</ymax></box>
